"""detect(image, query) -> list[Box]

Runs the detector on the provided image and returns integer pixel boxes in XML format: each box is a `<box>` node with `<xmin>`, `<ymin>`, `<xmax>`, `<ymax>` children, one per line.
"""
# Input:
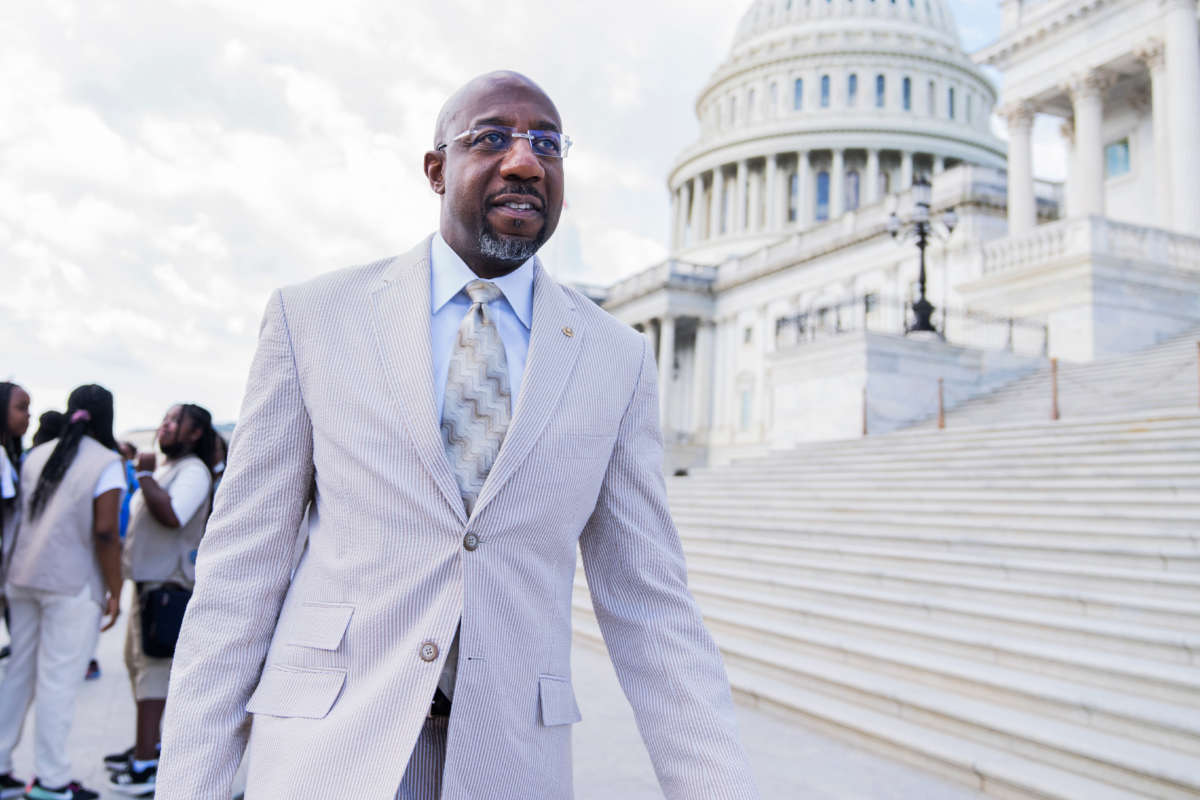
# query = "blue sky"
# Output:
<box><xmin>2</xmin><ymin>0</ymin><xmax>1045</xmax><ymax>433</ymax></box>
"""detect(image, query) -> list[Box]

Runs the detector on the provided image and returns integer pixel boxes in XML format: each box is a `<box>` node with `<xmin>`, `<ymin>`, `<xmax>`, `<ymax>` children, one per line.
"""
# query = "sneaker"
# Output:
<box><xmin>0</xmin><ymin>773</ymin><xmax>27</xmax><ymax>800</ymax></box>
<box><xmin>22</xmin><ymin>780</ymin><xmax>98</xmax><ymax>800</ymax></box>
<box><xmin>108</xmin><ymin>764</ymin><xmax>155</xmax><ymax>796</ymax></box>
<box><xmin>83</xmin><ymin>660</ymin><xmax>100</xmax><ymax>681</ymax></box>
<box><xmin>102</xmin><ymin>746</ymin><xmax>134</xmax><ymax>773</ymax></box>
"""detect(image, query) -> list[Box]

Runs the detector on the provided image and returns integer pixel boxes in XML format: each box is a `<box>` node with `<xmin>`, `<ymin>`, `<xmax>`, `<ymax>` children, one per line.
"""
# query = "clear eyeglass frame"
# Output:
<box><xmin>437</xmin><ymin>125</ymin><xmax>573</xmax><ymax>159</ymax></box>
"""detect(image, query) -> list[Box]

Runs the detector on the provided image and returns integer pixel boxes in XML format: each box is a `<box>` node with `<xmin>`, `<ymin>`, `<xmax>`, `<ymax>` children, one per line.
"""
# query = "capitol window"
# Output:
<box><xmin>875</xmin><ymin>75</ymin><xmax>886</xmax><ymax>108</ymax></box>
<box><xmin>788</xmin><ymin>172</ymin><xmax>800</xmax><ymax>222</ymax></box>
<box><xmin>948</xmin><ymin>87</ymin><xmax>955</xmax><ymax>119</ymax></box>
<box><xmin>966</xmin><ymin>94</ymin><xmax>973</xmax><ymax>123</ymax></box>
<box><xmin>1105</xmin><ymin>138</ymin><xmax>1132</xmax><ymax>178</ymax></box>
<box><xmin>820</xmin><ymin>75</ymin><xmax>830</xmax><ymax>108</ymax></box>
<box><xmin>848</xmin><ymin>74</ymin><xmax>858</xmax><ymax>106</ymax></box>
<box><xmin>748</xmin><ymin>88</ymin><xmax>756</xmax><ymax>120</ymax></box>
<box><xmin>794</xmin><ymin>78</ymin><xmax>804</xmax><ymax>110</ymax></box>
<box><xmin>928</xmin><ymin>80</ymin><xmax>936</xmax><ymax>115</ymax></box>
<box><xmin>816</xmin><ymin>171</ymin><xmax>830</xmax><ymax>220</ymax></box>
<box><xmin>902</xmin><ymin>77</ymin><xmax>912</xmax><ymax>111</ymax></box>
<box><xmin>846</xmin><ymin>170</ymin><xmax>861</xmax><ymax>211</ymax></box>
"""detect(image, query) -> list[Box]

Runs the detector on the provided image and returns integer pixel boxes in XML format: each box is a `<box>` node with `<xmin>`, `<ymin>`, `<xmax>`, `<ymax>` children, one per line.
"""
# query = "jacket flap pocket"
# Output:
<box><xmin>289</xmin><ymin>602</ymin><xmax>354</xmax><ymax>650</ymax></box>
<box><xmin>538</xmin><ymin>674</ymin><xmax>582</xmax><ymax>727</ymax></box>
<box><xmin>246</xmin><ymin>665</ymin><xmax>346</xmax><ymax>719</ymax></box>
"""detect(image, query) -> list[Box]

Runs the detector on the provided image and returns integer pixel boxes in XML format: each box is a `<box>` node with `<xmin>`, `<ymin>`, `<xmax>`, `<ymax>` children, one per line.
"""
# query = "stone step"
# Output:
<box><xmin>644</xmin><ymin>557</ymin><xmax>1200</xmax><ymax>664</ymax></box>
<box><xmin>675</xmin><ymin>475</ymin><xmax>1200</xmax><ymax>491</ymax></box>
<box><xmin>676</xmin><ymin>524</ymin><xmax>1200</xmax><ymax>574</ymax></box>
<box><xmin>680</xmin><ymin>463</ymin><xmax>1200</xmax><ymax>482</ymax></box>
<box><xmin>669</xmin><ymin>505</ymin><xmax>1200</xmax><ymax>535</ymax></box>
<box><xmin>679</xmin><ymin>542</ymin><xmax>1200</xmax><ymax>619</ymax></box>
<box><xmin>573</xmin><ymin>612</ymin><xmax>1200</xmax><ymax>799</ymax></box>
<box><xmin>670</xmin><ymin>588</ymin><xmax>1200</xmax><ymax>755</ymax></box>
<box><xmin>669</xmin><ymin>489</ymin><xmax>1200</xmax><ymax>510</ymax></box>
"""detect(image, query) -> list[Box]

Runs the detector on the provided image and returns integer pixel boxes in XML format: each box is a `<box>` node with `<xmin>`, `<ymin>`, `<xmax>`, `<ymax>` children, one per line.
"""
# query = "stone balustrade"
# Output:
<box><xmin>981</xmin><ymin>215</ymin><xmax>1200</xmax><ymax>277</ymax></box>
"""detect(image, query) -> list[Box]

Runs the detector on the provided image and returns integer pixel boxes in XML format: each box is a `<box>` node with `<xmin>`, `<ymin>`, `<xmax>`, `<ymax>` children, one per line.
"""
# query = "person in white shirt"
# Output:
<box><xmin>0</xmin><ymin>384</ymin><xmax>124</xmax><ymax>800</ymax></box>
<box><xmin>1</xmin><ymin>382</ymin><xmax>31</xmax><ymax>579</ymax></box>
<box><xmin>107</xmin><ymin>404</ymin><xmax>213</xmax><ymax>797</ymax></box>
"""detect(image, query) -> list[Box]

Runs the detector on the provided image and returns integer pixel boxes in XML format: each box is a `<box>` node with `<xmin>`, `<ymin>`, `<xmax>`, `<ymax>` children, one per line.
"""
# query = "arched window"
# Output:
<box><xmin>846</xmin><ymin>170</ymin><xmax>860</xmax><ymax>211</ymax></box>
<box><xmin>788</xmin><ymin>172</ymin><xmax>800</xmax><ymax>222</ymax></box>
<box><xmin>875</xmin><ymin>74</ymin><xmax>886</xmax><ymax>108</ymax></box>
<box><xmin>816</xmin><ymin>171</ymin><xmax>830</xmax><ymax>220</ymax></box>
<box><xmin>927</xmin><ymin>80</ymin><xmax>936</xmax><ymax>115</ymax></box>
<box><xmin>848</xmin><ymin>73</ymin><xmax>858</xmax><ymax>106</ymax></box>
<box><xmin>794</xmin><ymin>78</ymin><xmax>804</xmax><ymax>110</ymax></box>
<box><xmin>769</xmin><ymin>82</ymin><xmax>778</xmax><ymax>114</ymax></box>
<box><xmin>947</xmin><ymin>87</ymin><xmax>955</xmax><ymax>119</ymax></box>
<box><xmin>820</xmin><ymin>75</ymin><xmax>830</xmax><ymax>108</ymax></box>
<box><xmin>902</xmin><ymin>77</ymin><xmax>912</xmax><ymax>111</ymax></box>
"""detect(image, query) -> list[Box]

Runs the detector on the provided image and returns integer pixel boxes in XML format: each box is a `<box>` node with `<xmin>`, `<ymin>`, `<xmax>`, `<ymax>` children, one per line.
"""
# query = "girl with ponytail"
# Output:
<box><xmin>0</xmin><ymin>384</ymin><xmax>123</xmax><ymax>800</ymax></box>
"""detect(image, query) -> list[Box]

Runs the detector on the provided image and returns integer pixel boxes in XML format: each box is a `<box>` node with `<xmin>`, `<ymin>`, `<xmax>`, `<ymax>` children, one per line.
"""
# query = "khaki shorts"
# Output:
<box><xmin>124</xmin><ymin>582</ymin><xmax>176</xmax><ymax>701</ymax></box>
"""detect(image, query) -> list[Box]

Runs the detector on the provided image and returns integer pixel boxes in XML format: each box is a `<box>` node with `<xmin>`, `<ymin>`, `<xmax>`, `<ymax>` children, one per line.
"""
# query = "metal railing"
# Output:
<box><xmin>773</xmin><ymin>293</ymin><xmax>1049</xmax><ymax>356</ymax></box>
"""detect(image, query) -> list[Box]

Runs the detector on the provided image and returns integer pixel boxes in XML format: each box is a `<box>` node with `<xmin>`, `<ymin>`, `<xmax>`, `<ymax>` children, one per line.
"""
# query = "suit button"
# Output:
<box><xmin>420</xmin><ymin>641</ymin><xmax>439</xmax><ymax>662</ymax></box>
<box><xmin>463</xmin><ymin>532</ymin><xmax>479</xmax><ymax>551</ymax></box>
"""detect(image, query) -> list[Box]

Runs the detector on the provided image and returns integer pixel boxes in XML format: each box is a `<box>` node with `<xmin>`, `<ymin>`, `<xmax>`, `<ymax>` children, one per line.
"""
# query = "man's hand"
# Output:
<box><xmin>101</xmin><ymin>593</ymin><xmax>121</xmax><ymax>631</ymax></box>
<box><xmin>136</xmin><ymin>452</ymin><xmax>157</xmax><ymax>473</ymax></box>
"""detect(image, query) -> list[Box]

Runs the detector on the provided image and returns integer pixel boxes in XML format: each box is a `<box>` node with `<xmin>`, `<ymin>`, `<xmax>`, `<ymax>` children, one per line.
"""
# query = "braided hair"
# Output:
<box><xmin>29</xmin><ymin>384</ymin><xmax>118</xmax><ymax>520</ymax></box>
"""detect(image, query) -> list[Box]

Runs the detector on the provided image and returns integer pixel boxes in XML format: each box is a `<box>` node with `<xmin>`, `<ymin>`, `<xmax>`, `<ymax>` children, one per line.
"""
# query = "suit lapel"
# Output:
<box><xmin>471</xmin><ymin>260</ymin><xmax>583</xmax><ymax>520</ymax></box>
<box><xmin>369</xmin><ymin>237</ymin><xmax>468</xmax><ymax>525</ymax></box>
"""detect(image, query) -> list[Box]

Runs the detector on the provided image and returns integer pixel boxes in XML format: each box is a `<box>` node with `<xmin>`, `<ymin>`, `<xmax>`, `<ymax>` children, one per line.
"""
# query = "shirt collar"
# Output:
<box><xmin>430</xmin><ymin>233</ymin><xmax>534</xmax><ymax>329</ymax></box>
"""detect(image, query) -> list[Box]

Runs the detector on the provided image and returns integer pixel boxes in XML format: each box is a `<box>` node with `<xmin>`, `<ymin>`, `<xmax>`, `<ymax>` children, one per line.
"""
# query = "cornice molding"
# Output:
<box><xmin>975</xmin><ymin>0</ymin><xmax>1108</xmax><ymax>67</ymax></box>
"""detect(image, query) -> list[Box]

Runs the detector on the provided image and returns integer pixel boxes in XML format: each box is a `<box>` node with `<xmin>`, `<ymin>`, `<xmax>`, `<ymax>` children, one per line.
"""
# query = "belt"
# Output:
<box><xmin>428</xmin><ymin>687</ymin><xmax>452</xmax><ymax>718</ymax></box>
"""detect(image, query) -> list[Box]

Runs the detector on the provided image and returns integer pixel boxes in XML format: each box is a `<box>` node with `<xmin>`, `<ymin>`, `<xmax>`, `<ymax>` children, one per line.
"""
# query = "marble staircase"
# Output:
<box><xmin>572</xmin><ymin>410</ymin><xmax>1200</xmax><ymax>799</ymax></box>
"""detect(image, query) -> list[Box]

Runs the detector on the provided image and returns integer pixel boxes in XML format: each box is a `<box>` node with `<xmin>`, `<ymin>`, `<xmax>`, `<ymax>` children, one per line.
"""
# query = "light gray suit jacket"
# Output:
<box><xmin>157</xmin><ymin>236</ymin><xmax>758</xmax><ymax>800</ymax></box>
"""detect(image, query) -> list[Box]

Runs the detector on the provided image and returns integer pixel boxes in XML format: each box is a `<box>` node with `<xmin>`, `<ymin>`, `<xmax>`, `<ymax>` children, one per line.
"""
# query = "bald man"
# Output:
<box><xmin>156</xmin><ymin>72</ymin><xmax>759</xmax><ymax>800</ymax></box>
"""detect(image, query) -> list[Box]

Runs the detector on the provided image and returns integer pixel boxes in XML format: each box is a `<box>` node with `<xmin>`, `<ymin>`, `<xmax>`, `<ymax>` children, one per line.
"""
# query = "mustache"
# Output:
<box><xmin>486</xmin><ymin>185</ymin><xmax>545</xmax><ymax>207</ymax></box>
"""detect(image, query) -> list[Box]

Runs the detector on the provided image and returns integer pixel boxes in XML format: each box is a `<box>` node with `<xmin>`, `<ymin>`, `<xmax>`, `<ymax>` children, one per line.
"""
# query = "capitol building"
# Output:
<box><xmin>593</xmin><ymin>0</ymin><xmax>1200</xmax><ymax>470</ymax></box>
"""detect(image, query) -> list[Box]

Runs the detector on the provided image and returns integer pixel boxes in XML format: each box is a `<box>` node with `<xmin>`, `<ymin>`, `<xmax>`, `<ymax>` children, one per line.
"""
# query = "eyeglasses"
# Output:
<box><xmin>436</xmin><ymin>125</ymin><xmax>573</xmax><ymax>159</ymax></box>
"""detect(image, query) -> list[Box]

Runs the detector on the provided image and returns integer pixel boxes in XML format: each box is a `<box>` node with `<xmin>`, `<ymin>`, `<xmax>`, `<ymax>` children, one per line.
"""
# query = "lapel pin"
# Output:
<box><xmin>562</xmin><ymin>326</ymin><xmax>574</xmax><ymax>338</ymax></box>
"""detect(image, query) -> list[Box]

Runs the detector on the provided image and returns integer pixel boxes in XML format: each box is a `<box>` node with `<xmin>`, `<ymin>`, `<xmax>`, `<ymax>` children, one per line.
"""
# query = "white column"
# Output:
<box><xmin>1138</xmin><ymin>40</ymin><xmax>1172</xmax><ymax>226</ymax></box>
<box><xmin>1068</xmin><ymin>71</ymin><xmax>1107</xmax><ymax>217</ymax></box>
<box><xmin>691</xmin><ymin>321</ymin><xmax>714</xmax><ymax>437</ymax></box>
<box><xmin>1164</xmin><ymin>0</ymin><xmax>1200</xmax><ymax>233</ymax></box>
<box><xmin>1060</xmin><ymin>119</ymin><xmax>1077</xmax><ymax>218</ymax></box>
<box><xmin>900</xmin><ymin>149</ymin><xmax>913</xmax><ymax>190</ymax></box>
<box><xmin>710</xmin><ymin>167</ymin><xmax>725</xmax><ymax>237</ymax></box>
<box><xmin>830</xmin><ymin>149</ymin><xmax>845</xmax><ymax>218</ymax></box>
<box><xmin>691</xmin><ymin>176</ymin><xmax>703</xmax><ymax>240</ymax></box>
<box><xmin>865</xmin><ymin>149</ymin><xmax>880</xmax><ymax>205</ymax></box>
<box><xmin>670</xmin><ymin>189</ymin><xmax>681</xmax><ymax>250</ymax></box>
<box><xmin>797</xmin><ymin>151</ymin><xmax>812</xmax><ymax>227</ymax></box>
<box><xmin>735</xmin><ymin>159</ymin><xmax>748</xmax><ymax>233</ymax></box>
<box><xmin>765</xmin><ymin>154</ymin><xmax>779</xmax><ymax>230</ymax></box>
<box><xmin>748</xmin><ymin>166</ymin><xmax>762</xmax><ymax>232</ymax></box>
<box><xmin>933</xmin><ymin>155</ymin><xmax>945</xmax><ymax>174</ymax></box>
<box><xmin>1001</xmin><ymin>103</ymin><xmax>1036</xmax><ymax>234</ymax></box>
<box><xmin>678</xmin><ymin>180</ymin><xmax>693</xmax><ymax>247</ymax></box>
<box><xmin>657</xmin><ymin>315</ymin><xmax>675</xmax><ymax>432</ymax></box>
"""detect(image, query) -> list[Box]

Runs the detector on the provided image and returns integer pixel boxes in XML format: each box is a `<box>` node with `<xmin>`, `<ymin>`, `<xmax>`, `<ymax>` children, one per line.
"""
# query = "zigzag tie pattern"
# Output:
<box><xmin>441</xmin><ymin>279</ymin><xmax>511</xmax><ymax>517</ymax></box>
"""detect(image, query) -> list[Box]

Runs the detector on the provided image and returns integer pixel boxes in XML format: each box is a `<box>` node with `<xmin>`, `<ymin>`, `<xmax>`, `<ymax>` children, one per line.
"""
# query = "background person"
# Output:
<box><xmin>30</xmin><ymin>411</ymin><xmax>65</xmax><ymax>448</ymax></box>
<box><xmin>0</xmin><ymin>384</ymin><xmax>123</xmax><ymax>800</ymax></box>
<box><xmin>107</xmin><ymin>405</ymin><xmax>213</xmax><ymax>796</ymax></box>
<box><xmin>0</xmin><ymin>382</ymin><xmax>32</xmax><ymax>663</ymax></box>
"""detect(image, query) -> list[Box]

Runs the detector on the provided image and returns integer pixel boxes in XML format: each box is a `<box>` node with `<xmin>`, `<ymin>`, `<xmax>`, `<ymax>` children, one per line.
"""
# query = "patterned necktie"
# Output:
<box><xmin>441</xmin><ymin>279</ymin><xmax>511</xmax><ymax>516</ymax></box>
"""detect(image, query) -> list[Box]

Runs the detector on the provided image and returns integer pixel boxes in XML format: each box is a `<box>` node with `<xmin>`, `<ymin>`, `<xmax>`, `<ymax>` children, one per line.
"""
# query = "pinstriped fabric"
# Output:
<box><xmin>441</xmin><ymin>280</ymin><xmax>511</xmax><ymax>517</ymax></box>
<box><xmin>397</xmin><ymin>717</ymin><xmax>447</xmax><ymax>800</ymax></box>
<box><xmin>155</xmin><ymin>235</ymin><xmax>759</xmax><ymax>800</ymax></box>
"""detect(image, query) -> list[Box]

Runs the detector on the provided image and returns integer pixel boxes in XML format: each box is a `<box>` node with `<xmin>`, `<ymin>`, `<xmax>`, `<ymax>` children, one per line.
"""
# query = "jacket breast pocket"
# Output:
<box><xmin>538</xmin><ymin>674</ymin><xmax>582</xmax><ymax>726</ymax></box>
<box><xmin>287</xmin><ymin>602</ymin><xmax>354</xmax><ymax>650</ymax></box>
<box><xmin>246</xmin><ymin>665</ymin><xmax>347</xmax><ymax>719</ymax></box>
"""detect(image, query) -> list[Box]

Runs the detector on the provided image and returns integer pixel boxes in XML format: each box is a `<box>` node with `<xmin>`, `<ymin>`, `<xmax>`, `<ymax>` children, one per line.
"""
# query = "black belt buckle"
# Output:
<box><xmin>428</xmin><ymin>687</ymin><xmax>452</xmax><ymax>718</ymax></box>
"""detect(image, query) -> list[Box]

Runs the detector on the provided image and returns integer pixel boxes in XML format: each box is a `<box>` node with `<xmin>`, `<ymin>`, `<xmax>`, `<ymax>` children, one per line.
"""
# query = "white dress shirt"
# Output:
<box><xmin>429</xmin><ymin>233</ymin><xmax>534</xmax><ymax>420</ymax></box>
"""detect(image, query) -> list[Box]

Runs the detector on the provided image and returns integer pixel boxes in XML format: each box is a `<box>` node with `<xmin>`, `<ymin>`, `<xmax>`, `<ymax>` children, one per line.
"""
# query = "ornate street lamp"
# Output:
<box><xmin>887</xmin><ymin>176</ymin><xmax>957</xmax><ymax>334</ymax></box>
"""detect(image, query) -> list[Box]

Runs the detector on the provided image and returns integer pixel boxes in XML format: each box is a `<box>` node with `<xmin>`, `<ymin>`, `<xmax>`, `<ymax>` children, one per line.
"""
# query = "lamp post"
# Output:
<box><xmin>888</xmin><ymin>176</ymin><xmax>957</xmax><ymax>334</ymax></box>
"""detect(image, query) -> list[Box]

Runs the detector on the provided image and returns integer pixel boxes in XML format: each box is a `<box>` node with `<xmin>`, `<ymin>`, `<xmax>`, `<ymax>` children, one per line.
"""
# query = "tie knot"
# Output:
<box><xmin>465</xmin><ymin>280</ymin><xmax>502</xmax><ymax>306</ymax></box>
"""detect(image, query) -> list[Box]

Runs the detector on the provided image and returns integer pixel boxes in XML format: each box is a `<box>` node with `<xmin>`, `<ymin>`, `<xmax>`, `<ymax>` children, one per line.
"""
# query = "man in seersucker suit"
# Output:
<box><xmin>157</xmin><ymin>70</ymin><xmax>760</xmax><ymax>800</ymax></box>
